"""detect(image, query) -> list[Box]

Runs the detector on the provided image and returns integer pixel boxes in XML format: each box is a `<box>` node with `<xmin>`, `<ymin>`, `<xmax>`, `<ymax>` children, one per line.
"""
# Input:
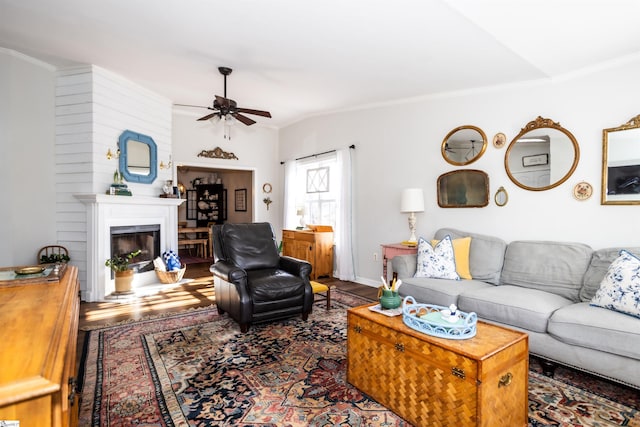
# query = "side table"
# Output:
<box><xmin>380</xmin><ymin>243</ymin><xmax>417</xmax><ymax>281</ymax></box>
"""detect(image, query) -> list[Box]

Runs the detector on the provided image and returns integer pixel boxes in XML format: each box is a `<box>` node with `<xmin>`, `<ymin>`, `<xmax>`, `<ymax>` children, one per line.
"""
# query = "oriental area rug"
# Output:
<box><xmin>78</xmin><ymin>290</ymin><xmax>640</xmax><ymax>427</ymax></box>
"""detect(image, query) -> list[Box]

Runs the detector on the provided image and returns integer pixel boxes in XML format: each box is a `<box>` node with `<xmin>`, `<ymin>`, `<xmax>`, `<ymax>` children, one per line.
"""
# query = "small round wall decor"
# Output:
<box><xmin>262</xmin><ymin>183</ymin><xmax>272</xmax><ymax>193</ymax></box>
<box><xmin>493</xmin><ymin>132</ymin><xmax>507</xmax><ymax>149</ymax></box>
<box><xmin>573</xmin><ymin>181</ymin><xmax>593</xmax><ymax>201</ymax></box>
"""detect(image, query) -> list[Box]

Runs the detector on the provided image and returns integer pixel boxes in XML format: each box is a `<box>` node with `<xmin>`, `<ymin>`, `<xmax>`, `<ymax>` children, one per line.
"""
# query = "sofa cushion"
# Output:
<box><xmin>434</xmin><ymin>228</ymin><xmax>506</xmax><ymax>285</ymax></box>
<box><xmin>548</xmin><ymin>302</ymin><xmax>640</xmax><ymax>360</ymax></box>
<box><xmin>431</xmin><ymin>236</ymin><xmax>472</xmax><ymax>279</ymax></box>
<box><xmin>414</xmin><ymin>236</ymin><xmax>460</xmax><ymax>280</ymax></box>
<box><xmin>500</xmin><ymin>240</ymin><xmax>592</xmax><ymax>302</ymax></box>
<box><xmin>580</xmin><ymin>246</ymin><xmax>640</xmax><ymax>301</ymax></box>
<box><xmin>398</xmin><ymin>277</ymin><xmax>494</xmax><ymax>307</ymax></box>
<box><xmin>590</xmin><ymin>250</ymin><xmax>640</xmax><ymax>318</ymax></box>
<box><xmin>458</xmin><ymin>285</ymin><xmax>573</xmax><ymax>333</ymax></box>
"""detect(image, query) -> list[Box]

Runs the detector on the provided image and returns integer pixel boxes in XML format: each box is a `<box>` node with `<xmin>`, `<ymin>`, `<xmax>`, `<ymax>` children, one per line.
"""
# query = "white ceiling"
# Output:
<box><xmin>2</xmin><ymin>0</ymin><xmax>640</xmax><ymax>128</ymax></box>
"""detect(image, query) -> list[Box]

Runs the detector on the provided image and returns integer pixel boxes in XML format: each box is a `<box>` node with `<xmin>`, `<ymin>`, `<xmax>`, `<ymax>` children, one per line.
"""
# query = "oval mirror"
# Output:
<box><xmin>602</xmin><ymin>115</ymin><xmax>640</xmax><ymax>205</ymax></box>
<box><xmin>505</xmin><ymin>116</ymin><xmax>579</xmax><ymax>191</ymax></box>
<box><xmin>118</xmin><ymin>129</ymin><xmax>158</xmax><ymax>184</ymax></box>
<box><xmin>441</xmin><ymin>125</ymin><xmax>487</xmax><ymax>166</ymax></box>
<box><xmin>494</xmin><ymin>186</ymin><xmax>508</xmax><ymax>206</ymax></box>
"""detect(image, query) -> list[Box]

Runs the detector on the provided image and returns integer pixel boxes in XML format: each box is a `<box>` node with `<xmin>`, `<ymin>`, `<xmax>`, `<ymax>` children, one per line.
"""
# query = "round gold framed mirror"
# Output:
<box><xmin>441</xmin><ymin>125</ymin><xmax>487</xmax><ymax>166</ymax></box>
<box><xmin>505</xmin><ymin>116</ymin><xmax>579</xmax><ymax>191</ymax></box>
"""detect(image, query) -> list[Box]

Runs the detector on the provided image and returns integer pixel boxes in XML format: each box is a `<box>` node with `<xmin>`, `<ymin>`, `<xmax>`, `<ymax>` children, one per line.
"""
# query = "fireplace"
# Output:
<box><xmin>76</xmin><ymin>194</ymin><xmax>184</xmax><ymax>301</ymax></box>
<box><xmin>110</xmin><ymin>224</ymin><xmax>161</xmax><ymax>274</ymax></box>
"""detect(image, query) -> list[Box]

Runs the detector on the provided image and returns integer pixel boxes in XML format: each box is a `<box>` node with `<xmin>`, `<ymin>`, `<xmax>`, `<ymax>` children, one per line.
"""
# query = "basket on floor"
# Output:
<box><xmin>155</xmin><ymin>267</ymin><xmax>186</xmax><ymax>284</ymax></box>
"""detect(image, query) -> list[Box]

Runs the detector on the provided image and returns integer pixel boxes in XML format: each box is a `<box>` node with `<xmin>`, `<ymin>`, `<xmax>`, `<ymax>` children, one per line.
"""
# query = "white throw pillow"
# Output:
<box><xmin>414</xmin><ymin>235</ymin><xmax>460</xmax><ymax>280</ymax></box>
<box><xmin>590</xmin><ymin>250</ymin><xmax>640</xmax><ymax>318</ymax></box>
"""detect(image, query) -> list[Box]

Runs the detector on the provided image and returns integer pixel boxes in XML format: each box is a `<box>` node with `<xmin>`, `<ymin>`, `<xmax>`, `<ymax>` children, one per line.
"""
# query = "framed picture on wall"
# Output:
<box><xmin>235</xmin><ymin>189</ymin><xmax>247</xmax><ymax>212</ymax></box>
<box><xmin>522</xmin><ymin>153</ymin><xmax>548</xmax><ymax>167</ymax></box>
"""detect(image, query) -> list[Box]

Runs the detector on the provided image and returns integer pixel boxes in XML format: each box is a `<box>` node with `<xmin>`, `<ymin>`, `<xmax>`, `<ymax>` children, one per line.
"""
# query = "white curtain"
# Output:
<box><xmin>283</xmin><ymin>160</ymin><xmax>297</xmax><ymax>230</ymax></box>
<box><xmin>283</xmin><ymin>148</ymin><xmax>355</xmax><ymax>280</ymax></box>
<box><xmin>334</xmin><ymin>148</ymin><xmax>355</xmax><ymax>280</ymax></box>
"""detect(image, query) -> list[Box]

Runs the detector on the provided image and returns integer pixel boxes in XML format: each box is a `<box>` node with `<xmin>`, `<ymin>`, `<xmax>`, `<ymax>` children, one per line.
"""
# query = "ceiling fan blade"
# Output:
<box><xmin>233</xmin><ymin>113</ymin><xmax>256</xmax><ymax>126</ymax></box>
<box><xmin>236</xmin><ymin>107</ymin><xmax>272</xmax><ymax>118</ymax></box>
<box><xmin>174</xmin><ymin>103</ymin><xmax>209</xmax><ymax>109</ymax></box>
<box><xmin>197</xmin><ymin>112</ymin><xmax>218</xmax><ymax>121</ymax></box>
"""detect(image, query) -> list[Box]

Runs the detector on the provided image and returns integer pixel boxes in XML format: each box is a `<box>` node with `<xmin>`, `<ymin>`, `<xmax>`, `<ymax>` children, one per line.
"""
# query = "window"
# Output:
<box><xmin>294</xmin><ymin>154</ymin><xmax>337</xmax><ymax>227</ymax></box>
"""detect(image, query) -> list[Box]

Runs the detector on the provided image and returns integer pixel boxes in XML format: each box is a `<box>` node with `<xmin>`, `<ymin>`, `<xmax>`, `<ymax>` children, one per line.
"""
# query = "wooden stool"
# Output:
<box><xmin>310</xmin><ymin>281</ymin><xmax>331</xmax><ymax>310</ymax></box>
<box><xmin>178</xmin><ymin>238</ymin><xmax>208</xmax><ymax>258</ymax></box>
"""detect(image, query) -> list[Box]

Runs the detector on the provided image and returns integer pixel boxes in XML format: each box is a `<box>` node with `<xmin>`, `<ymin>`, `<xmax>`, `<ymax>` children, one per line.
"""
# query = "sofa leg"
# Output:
<box><xmin>240</xmin><ymin>323</ymin><xmax>249</xmax><ymax>333</ymax></box>
<box><xmin>539</xmin><ymin>359</ymin><xmax>558</xmax><ymax>377</ymax></box>
<box><xmin>302</xmin><ymin>312</ymin><xmax>309</xmax><ymax>321</ymax></box>
<box><xmin>216</xmin><ymin>306</ymin><xmax>225</xmax><ymax>315</ymax></box>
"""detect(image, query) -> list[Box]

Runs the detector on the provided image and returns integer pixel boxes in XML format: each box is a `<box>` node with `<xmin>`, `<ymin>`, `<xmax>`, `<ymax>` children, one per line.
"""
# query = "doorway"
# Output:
<box><xmin>176</xmin><ymin>165</ymin><xmax>254</xmax><ymax>262</ymax></box>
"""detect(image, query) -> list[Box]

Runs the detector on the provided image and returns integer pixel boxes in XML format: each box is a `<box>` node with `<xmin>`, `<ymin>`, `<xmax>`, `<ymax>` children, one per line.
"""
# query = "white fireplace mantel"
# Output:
<box><xmin>76</xmin><ymin>194</ymin><xmax>185</xmax><ymax>301</ymax></box>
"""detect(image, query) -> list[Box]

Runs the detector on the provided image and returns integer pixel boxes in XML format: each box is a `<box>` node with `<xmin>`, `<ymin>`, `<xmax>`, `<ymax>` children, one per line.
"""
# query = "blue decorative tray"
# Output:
<box><xmin>402</xmin><ymin>296</ymin><xmax>477</xmax><ymax>340</ymax></box>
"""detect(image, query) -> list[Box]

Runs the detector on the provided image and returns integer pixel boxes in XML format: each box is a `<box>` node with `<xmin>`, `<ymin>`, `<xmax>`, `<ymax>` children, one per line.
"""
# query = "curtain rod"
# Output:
<box><xmin>280</xmin><ymin>144</ymin><xmax>355</xmax><ymax>164</ymax></box>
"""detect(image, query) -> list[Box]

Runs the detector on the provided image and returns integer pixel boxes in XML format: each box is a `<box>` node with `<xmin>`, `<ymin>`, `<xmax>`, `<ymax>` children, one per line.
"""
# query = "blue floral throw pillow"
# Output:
<box><xmin>414</xmin><ymin>235</ymin><xmax>460</xmax><ymax>280</ymax></box>
<box><xmin>590</xmin><ymin>250</ymin><xmax>640</xmax><ymax>318</ymax></box>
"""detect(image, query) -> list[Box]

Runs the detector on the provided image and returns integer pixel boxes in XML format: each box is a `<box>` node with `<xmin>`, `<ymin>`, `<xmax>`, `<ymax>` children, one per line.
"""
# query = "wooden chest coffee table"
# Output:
<box><xmin>347</xmin><ymin>304</ymin><xmax>528</xmax><ymax>427</ymax></box>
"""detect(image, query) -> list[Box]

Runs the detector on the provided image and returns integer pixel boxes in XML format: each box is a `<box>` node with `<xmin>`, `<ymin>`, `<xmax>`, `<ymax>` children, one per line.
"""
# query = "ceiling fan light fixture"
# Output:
<box><xmin>224</xmin><ymin>114</ymin><xmax>236</xmax><ymax>125</ymax></box>
<box><xmin>209</xmin><ymin>115</ymin><xmax>221</xmax><ymax>124</ymax></box>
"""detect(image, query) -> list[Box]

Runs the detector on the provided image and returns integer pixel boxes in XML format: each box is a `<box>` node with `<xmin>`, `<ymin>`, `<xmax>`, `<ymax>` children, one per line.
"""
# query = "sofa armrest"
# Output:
<box><xmin>211</xmin><ymin>260</ymin><xmax>247</xmax><ymax>283</ymax></box>
<box><xmin>392</xmin><ymin>254</ymin><xmax>417</xmax><ymax>279</ymax></box>
<box><xmin>279</xmin><ymin>256</ymin><xmax>312</xmax><ymax>279</ymax></box>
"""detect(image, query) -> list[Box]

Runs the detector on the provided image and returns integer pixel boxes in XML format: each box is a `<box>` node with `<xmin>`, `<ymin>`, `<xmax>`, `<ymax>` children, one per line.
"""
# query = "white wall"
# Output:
<box><xmin>280</xmin><ymin>59</ymin><xmax>640</xmax><ymax>286</ymax></box>
<box><xmin>55</xmin><ymin>64</ymin><xmax>173</xmax><ymax>295</ymax></box>
<box><xmin>171</xmin><ymin>113</ymin><xmax>280</xmax><ymax>232</ymax></box>
<box><xmin>0</xmin><ymin>49</ymin><xmax>56</xmax><ymax>266</ymax></box>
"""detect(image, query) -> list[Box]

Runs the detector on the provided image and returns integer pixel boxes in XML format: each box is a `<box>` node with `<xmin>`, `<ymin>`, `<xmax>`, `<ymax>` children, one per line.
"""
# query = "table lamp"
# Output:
<box><xmin>400</xmin><ymin>188</ymin><xmax>424</xmax><ymax>244</ymax></box>
<box><xmin>296</xmin><ymin>207</ymin><xmax>305</xmax><ymax>230</ymax></box>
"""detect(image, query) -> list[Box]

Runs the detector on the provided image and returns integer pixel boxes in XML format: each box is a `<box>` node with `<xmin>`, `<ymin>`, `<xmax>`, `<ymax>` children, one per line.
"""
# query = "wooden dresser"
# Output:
<box><xmin>347</xmin><ymin>304</ymin><xmax>529</xmax><ymax>427</ymax></box>
<box><xmin>282</xmin><ymin>227</ymin><xmax>334</xmax><ymax>280</ymax></box>
<box><xmin>0</xmin><ymin>265</ymin><xmax>80</xmax><ymax>427</ymax></box>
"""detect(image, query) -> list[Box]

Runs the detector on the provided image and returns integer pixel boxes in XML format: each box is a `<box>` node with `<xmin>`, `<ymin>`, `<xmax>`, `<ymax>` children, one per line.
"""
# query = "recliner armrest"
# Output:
<box><xmin>211</xmin><ymin>260</ymin><xmax>247</xmax><ymax>283</ymax></box>
<box><xmin>279</xmin><ymin>256</ymin><xmax>312</xmax><ymax>278</ymax></box>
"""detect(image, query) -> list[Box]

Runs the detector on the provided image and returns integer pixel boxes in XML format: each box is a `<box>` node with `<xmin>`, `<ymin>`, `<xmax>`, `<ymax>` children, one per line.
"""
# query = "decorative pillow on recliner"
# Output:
<box><xmin>414</xmin><ymin>235</ymin><xmax>460</xmax><ymax>280</ymax></box>
<box><xmin>590</xmin><ymin>250</ymin><xmax>640</xmax><ymax>318</ymax></box>
<box><xmin>431</xmin><ymin>236</ymin><xmax>472</xmax><ymax>280</ymax></box>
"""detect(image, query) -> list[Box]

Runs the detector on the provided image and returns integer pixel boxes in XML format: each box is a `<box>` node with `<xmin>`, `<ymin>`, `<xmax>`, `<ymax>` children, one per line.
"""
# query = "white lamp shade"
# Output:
<box><xmin>400</xmin><ymin>188</ymin><xmax>425</xmax><ymax>213</ymax></box>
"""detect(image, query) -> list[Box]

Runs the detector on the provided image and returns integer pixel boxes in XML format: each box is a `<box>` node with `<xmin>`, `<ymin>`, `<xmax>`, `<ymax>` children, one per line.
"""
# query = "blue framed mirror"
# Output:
<box><xmin>118</xmin><ymin>130</ymin><xmax>157</xmax><ymax>184</ymax></box>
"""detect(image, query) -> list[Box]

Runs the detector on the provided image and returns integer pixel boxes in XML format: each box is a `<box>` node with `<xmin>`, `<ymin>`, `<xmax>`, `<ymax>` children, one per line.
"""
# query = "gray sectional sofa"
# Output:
<box><xmin>392</xmin><ymin>227</ymin><xmax>640</xmax><ymax>389</ymax></box>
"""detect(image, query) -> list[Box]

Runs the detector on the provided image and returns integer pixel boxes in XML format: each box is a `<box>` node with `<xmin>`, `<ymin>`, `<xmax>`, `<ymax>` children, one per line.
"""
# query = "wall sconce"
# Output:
<box><xmin>106</xmin><ymin>148</ymin><xmax>120</xmax><ymax>160</ymax></box>
<box><xmin>400</xmin><ymin>188</ymin><xmax>425</xmax><ymax>244</ymax></box>
<box><xmin>159</xmin><ymin>156</ymin><xmax>173</xmax><ymax>170</ymax></box>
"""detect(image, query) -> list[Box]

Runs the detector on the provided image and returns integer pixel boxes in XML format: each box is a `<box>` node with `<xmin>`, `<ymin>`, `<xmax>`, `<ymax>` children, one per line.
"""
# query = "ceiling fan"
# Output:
<box><xmin>176</xmin><ymin>67</ymin><xmax>272</xmax><ymax>126</ymax></box>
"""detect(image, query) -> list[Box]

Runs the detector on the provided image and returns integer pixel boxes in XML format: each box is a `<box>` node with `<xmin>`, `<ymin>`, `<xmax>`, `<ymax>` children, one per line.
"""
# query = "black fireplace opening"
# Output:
<box><xmin>110</xmin><ymin>224</ymin><xmax>161</xmax><ymax>275</ymax></box>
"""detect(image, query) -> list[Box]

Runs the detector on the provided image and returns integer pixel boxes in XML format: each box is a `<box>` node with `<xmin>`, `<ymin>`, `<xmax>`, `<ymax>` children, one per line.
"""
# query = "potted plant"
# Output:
<box><xmin>105</xmin><ymin>249</ymin><xmax>141</xmax><ymax>294</ymax></box>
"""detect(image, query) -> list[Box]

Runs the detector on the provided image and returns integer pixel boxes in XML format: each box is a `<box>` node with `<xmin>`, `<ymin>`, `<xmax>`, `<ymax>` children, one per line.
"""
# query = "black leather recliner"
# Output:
<box><xmin>210</xmin><ymin>222</ymin><xmax>313</xmax><ymax>332</ymax></box>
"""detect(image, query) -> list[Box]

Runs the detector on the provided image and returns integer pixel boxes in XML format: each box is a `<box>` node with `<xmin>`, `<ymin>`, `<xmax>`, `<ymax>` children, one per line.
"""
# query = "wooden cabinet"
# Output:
<box><xmin>188</xmin><ymin>184</ymin><xmax>226</xmax><ymax>227</ymax></box>
<box><xmin>0</xmin><ymin>265</ymin><xmax>80</xmax><ymax>427</ymax></box>
<box><xmin>282</xmin><ymin>228</ymin><xmax>334</xmax><ymax>280</ymax></box>
<box><xmin>347</xmin><ymin>305</ymin><xmax>529</xmax><ymax>427</ymax></box>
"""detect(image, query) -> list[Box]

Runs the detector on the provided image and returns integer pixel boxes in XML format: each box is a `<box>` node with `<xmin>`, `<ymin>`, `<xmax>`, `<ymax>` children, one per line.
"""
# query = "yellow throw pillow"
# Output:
<box><xmin>431</xmin><ymin>236</ymin><xmax>472</xmax><ymax>280</ymax></box>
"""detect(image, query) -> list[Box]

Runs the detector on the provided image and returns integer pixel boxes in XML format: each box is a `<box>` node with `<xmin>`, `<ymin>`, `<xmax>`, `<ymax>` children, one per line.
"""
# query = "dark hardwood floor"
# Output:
<box><xmin>77</xmin><ymin>262</ymin><xmax>378</xmax><ymax>370</ymax></box>
<box><xmin>79</xmin><ymin>262</ymin><xmax>377</xmax><ymax>330</ymax></box>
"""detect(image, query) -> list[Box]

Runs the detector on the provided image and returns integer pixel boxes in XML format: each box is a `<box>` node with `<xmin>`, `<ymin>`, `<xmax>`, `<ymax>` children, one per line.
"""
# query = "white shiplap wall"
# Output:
<box><xmin>55</xmin><ymin>65</ymin><xmax>173</xmax><ymax>298</ymax></box>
